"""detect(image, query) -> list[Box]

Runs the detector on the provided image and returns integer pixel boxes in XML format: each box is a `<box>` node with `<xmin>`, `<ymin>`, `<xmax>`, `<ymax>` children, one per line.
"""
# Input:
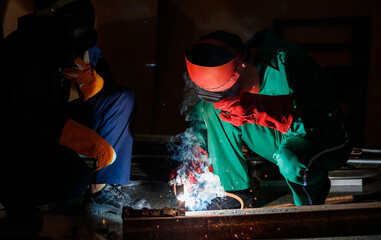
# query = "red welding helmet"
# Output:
<box><xmin>185</xmin><ymin>39</ymin><xmax>244</xmax><ymax>93</ymax></box>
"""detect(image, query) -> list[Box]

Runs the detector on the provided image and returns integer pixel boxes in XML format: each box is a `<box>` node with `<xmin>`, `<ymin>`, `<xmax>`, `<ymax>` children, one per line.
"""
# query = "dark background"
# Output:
<box><xmin>2</xmin><ymin>0</ymin><xmax>380</xmax><ymax>148</ymax></box>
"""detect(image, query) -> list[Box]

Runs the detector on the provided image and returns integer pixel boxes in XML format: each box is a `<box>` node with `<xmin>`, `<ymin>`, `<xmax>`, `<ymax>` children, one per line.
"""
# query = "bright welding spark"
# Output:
<box><xmin>178</xmin><ymin>171</ymin><xmax>225</xmax><ymax>211</ymax></box>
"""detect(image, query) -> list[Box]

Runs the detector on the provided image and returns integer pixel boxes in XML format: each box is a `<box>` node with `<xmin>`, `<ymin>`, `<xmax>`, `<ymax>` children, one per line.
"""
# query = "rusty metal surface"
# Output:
<box><xmin>123</xmin><ymin>202</ymin><xmax>381</xmax><ymax>240</ymax></box>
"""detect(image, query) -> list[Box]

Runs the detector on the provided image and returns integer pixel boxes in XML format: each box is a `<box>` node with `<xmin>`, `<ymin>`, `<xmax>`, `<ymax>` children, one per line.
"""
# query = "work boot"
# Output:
<box><xmin>314</xmin><ymin>178</ymin><xmax>331</xmax><ymax>205</ymax></box>
<box><xmin>84</xmin><ymin>184</ymin><xmax>151</xmax><ymax>215</ymax></box>
<box><xmin>207</xmin><ymin>188</ymin><xmax>254</xmax><ymax>210</ymax></box>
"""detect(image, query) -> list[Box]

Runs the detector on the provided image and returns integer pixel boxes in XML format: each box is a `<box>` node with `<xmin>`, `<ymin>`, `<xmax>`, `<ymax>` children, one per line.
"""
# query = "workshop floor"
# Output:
<box><xmin>1</xmin><ymin>145</ymin><xmax>381</xmax><ymax>240</ymax></box>
<box><xmin>1</xmin><ymin>178</ymin><xmax>381</xmax><ymax>239</ymax></box>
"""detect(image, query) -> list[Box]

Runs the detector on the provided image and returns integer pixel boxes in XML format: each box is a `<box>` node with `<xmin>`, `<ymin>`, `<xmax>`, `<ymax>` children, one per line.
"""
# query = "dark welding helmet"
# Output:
<box><xmin>34</xmin><ymin>0</ymin><xmax>97</xmax><ymax>66</ymax></box>
<box><xmin>185</xmin><ymin>39</ymin><xmax>247</xmax><ymax>102</ymax></box>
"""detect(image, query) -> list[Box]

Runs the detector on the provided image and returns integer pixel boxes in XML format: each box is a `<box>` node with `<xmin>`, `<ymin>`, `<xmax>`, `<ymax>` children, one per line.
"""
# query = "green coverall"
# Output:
<box><xmin>187</xmin><ymin>31</ymin><xmax>351</xmax><ymax>206</ymax></box>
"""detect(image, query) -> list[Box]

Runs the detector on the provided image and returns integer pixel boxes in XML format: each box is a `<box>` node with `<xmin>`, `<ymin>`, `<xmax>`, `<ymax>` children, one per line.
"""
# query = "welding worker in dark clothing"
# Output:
<box><xmin>178</xmin><ymin>30</ymin><xmax>351</xmax><ymax>207</ymax></box>
<box><xmin>1</xmin><ymin>0</ymin><xmax>149</xmax><ymax>216</ymax></box>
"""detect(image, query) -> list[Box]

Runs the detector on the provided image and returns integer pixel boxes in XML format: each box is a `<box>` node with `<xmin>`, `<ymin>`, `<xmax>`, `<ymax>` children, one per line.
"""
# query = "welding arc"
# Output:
<box><xmin>225</xmin><ymin>192</ymin><xmax>244</xmax><ymax>209</ymax></box>
<box><xmin>173</xmin><ymin>185</ymin><xmax>244</xmax><ymax>209</ymax></box>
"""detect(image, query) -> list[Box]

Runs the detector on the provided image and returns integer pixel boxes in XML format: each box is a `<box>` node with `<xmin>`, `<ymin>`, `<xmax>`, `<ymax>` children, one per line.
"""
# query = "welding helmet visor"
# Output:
<box><xmin>185</xmin><ymin>39</ymin><xmax>246</xmax><ymax>102</ymax></box>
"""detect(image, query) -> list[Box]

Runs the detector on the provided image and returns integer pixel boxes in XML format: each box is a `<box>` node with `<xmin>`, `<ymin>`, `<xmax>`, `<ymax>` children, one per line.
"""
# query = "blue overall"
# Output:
<box><xmin>68</xmin><ymin>46</ymin><xmax>136</xmax><ymax>185</ymax></box>
<box><xmin>68</xmin><ymin>86</ymin><xmax>136</xmax><ymax>185</ymax></box>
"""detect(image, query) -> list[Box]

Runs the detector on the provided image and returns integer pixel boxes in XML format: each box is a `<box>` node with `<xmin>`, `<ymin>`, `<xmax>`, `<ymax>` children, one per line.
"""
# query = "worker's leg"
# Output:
<box><xmin>202</xmin><ymin>101</ymin><xmax>286</xmax><ymax>191</ymax></box>
<box><xmin>274</xmin><ymin>137</ymin><xmax>326</xmax><ymax>206</ymax></box>
<box><xmin>202</xmin><ymin>102</ymin><xmax>249</xmax><ymax>191</ymax></box>
<box><xmin>68</xmin><ymin>86</ymin><xmax>136</xmax><ymax>185</ymax></box>
<box><xmin>241</xmin><ymin>123</ymin><xmax>284</xmax><ymax>164</ymax></box>
<box><xmin>273</xmin><ymin>125</ymin><xmax>351</xmax><ymax>206</ymax></box>
<box><xmin>67</xmin><ymin>87</ymin><xmax>150</xmax><ymax>213</ymax></box>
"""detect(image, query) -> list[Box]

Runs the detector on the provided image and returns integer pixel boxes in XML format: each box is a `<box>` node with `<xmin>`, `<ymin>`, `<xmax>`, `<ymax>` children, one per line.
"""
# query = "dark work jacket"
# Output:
<box><xmin>6</xmin><ymin>14</ymin><xmax>71</xmax><ymax>149</ymax></box>
<box><xmin>0</xmin><ymin>13</ymin><xmax>120</xmax><ymax>204</ymax></box>
<box><xmin>4</xmin><ymin>14</ymin><xmax>114</xmax><ymax>154</ymax></box>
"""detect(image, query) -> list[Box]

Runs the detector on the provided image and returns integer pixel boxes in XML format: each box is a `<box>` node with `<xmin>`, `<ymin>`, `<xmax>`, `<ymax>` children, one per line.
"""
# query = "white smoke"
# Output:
<box><xmin>168</xmin><ymin>127</ymin><xmax>226</xmax><ymax>211</ymax></box>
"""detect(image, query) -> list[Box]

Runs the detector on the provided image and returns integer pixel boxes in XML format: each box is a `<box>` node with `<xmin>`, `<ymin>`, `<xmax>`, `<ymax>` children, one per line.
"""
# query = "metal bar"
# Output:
<box><xmin>133</xmin><ymin>134</ymin><xmax>178</xmax><ymax>142</ymax></box>
<box><xmin>123</xmin><ymin>202</ymin><xmax>381</xmax><ymax>240</ymax></box>
<box><xmin>261</xmin><ymin>179</ymin><xmax>363</xmax><ymax>187</ymax></box>
<box><xmin>184</xmin><ymin>200</ymin><xmax>360</xmax><ymax>217</ymax></box>
<box><xmin>331</xmin><ymin>179</ymin><xmax>362</xmax><ymax>186</ymax></box>
<box><xmin>131</xmin><ymin>156</ymin><xmax>381</xmax><ymax>164</ymax></box>
<box><xmin>329</xmin><ymin>168</ymin><xmax>381</xmax><ymax>179</ymax></box>
<box><xmin>244</xmin><ymin>157</ymin><xmax>381</xmax><ymax>165</ymax></box>
<box><xmin>347</xmin><ymin>159</ymin><xmax>381</xmax><ymax>164</ymax></box>
<box><xmin>131</xmin><ymin>155</ymin><xmax>170</xmax><ymax>158</ymax></box>
<box><xmin>357</xmin><ymin>148</ymin><xmax>381</xmax><ymax>154</ymax></box>
<box><xmin>262</xmin><ymin>195</ymin><xmax>355</xmax><ymax>208</ymax></box>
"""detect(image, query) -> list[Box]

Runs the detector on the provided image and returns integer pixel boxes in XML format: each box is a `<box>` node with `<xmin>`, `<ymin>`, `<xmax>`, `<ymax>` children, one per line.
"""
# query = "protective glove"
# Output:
<box><xmin>61</xmin><ymin>51</ymin><xmax>104</xmax><ymax>101</ymax></box>
<box><xmin>169</xmin><ymin>145</ymin><xmax>213</xmax><ymax>189</ymax></box>
<box><xmin>213</xmin><ymin>92</ymin><xmax>294</xmax><ymax>133</ymax></box>
<box><xmin>59</xmin><ymin>119</ymin><xmax>116</xmax><ymax>171</ymax></box>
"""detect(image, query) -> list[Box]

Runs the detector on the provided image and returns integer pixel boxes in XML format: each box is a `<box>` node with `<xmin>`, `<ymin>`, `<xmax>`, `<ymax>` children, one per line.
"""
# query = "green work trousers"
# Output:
<box><xmin>201</xmin><ymin>101</ymin><xmax>351</xmax><ymax>206</ymax></box>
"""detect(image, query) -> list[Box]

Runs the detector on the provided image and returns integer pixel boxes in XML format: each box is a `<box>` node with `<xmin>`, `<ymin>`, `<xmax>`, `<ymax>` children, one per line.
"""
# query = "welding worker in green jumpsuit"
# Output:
<box><xmin>181</xmin><ymin>30</ymin><xmax>351</xmax><ymax>207</ymax></box>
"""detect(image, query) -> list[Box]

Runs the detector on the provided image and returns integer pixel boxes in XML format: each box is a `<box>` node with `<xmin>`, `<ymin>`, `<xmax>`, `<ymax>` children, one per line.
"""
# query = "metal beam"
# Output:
<box><xmin>347</xmin><ymin>159</ymin><xmax>381</xmax><ymax>164</ymax></box>
<box><xmin>123</xmin><ymin>202</ymin><xmax>381</xmax><ymax>239</ymax></box>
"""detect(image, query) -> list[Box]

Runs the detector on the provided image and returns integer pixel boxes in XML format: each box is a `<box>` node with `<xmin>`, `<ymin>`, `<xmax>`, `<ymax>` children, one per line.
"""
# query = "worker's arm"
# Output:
<box><xmin>186</xmin><ymin>100</ymin><xmax>208</xmax><ymax>150</ymax></box>
<box><xmin>213</xmin><ymin>92</ymin><xmax>294</xmax><ymax>133</ymax></box>
<box><xmin>59</xmin><ymin>119</ymin><xmax>116</xmax><ymax>171</ymax></box>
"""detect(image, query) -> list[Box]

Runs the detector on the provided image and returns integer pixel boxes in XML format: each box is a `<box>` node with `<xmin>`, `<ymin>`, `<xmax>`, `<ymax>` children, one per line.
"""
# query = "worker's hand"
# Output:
<box><xmin>213</xmin><ymin>92</ymin><xmax>294</xmax><ymax>133</ymax></box>
<box><xmin>169</xmin><ymin>145</ymin><xmax>213</xmax><ymax>190</ymax></box>
<box><xmin>59</xmin><ymin>119</ymin><xmax>116</xmax><ymax>171</ymax></box>
<box><xmin>62</xmin><ymin>51</ymin><xmax>104</xmax><ymax>101</ymax></box>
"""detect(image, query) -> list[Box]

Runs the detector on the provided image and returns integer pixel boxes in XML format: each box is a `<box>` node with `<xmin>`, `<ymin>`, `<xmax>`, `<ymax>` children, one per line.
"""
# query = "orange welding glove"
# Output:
<box><xmin>59</xmin><ymin>119</ymin><xmax>116</xmax><ymax>171</ymax></box>
<box><xmin>62</xmin><ymin>51</ymin><xmax>104</xmax><ymax>101</ymax></box>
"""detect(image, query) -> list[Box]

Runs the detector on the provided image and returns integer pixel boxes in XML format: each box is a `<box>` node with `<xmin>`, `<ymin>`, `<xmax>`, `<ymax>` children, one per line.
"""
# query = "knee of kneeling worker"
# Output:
<box><xmin>273</xmin><ymin>149</ymin><xmax>305</xmax><ymax>184</ymax></box>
